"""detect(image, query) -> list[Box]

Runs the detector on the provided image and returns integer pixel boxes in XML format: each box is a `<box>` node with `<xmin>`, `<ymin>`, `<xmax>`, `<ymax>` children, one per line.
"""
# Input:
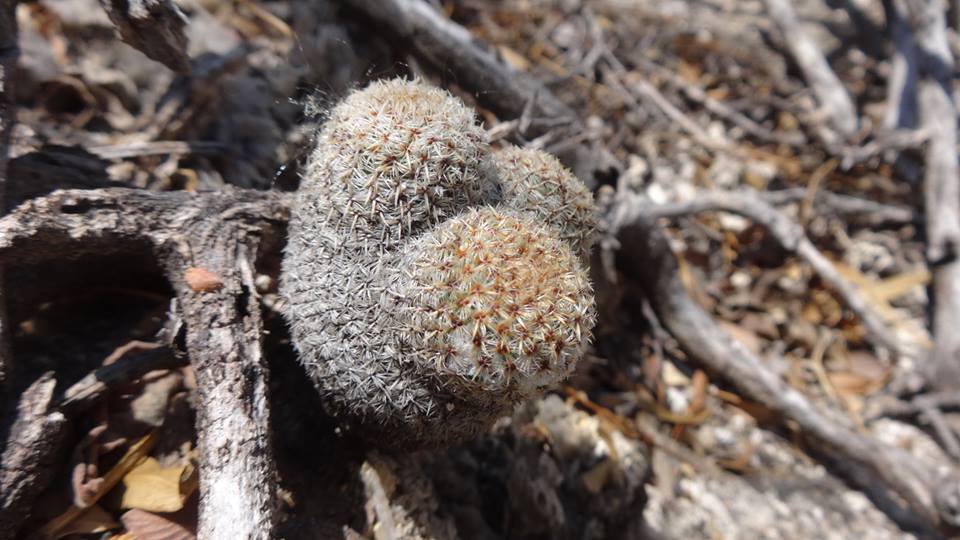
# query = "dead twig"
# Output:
<box><xmin>0</xmin><ymin>373</ymin><xmax>68</xmax><ymax>540</ymax></box>
<box><xmin>639</xmin><ymin>189</ymin><xmax>919</xmax><ymax>362</ymax></box>
<box><xmin>761</xmin><ymin>188</ymin><xmax>919</xmax><ymax>226</ymax></box>
<box><xmin>98</xmin><ymin>0</ymin><xmax>190</xmax><ymax>72</ymax></box>
<box><xmin>631</xmin><ymin>56</ymin><xmax>806</xmax><ymax>147</ymax></box>
<box><xmin>763</xmin><ymin>0</ymin><xmax>858</xmax><ymax>141</ymax></box>
<box><xmin>341</xmin><ymin>0</ymin><xmax>578</xmax><ymax>135</ymax></box>
<box><xmin>58</xmin><ymin>345</ymin><xmax>187</xmax><ymax>416</ymax></box>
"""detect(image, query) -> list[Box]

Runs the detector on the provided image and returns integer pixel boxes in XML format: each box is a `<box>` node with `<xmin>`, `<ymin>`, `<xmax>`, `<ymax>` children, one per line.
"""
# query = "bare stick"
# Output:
<box><xmin>98</xmin><ymin>0</ymin><xmax>190</xmax><ymax>72</ymax></box>
<box><xmin>764</xmin><ymin>0</ymin><xmax>858</xmax><ymax>140</ymax></box>
<box><xmin>761</xmin><ymin>187</ymin><xmax>919</xmax><ymax>226</ymax></box>
<box><xmin>0</xmin><ymin>188</ymin><xmax>289</xmax><ymax>538</ymax></box>
<box><xmin>0</xmin><ymin>373</ymin><xmax>68</xmax><ymax>540</ymax></box>
<box><xmin>640</xmin><ymin>189</ymin><xmax>918</xmax><ymax>361</ymax></box>
<box><xmin>58</xmin><ymin>345</ymin><xmax>187</xmax><ymax>415</ymax></box>
<box><xmin>632</xmin><ymin>57</ymin><xmax>806</xmax><ymax>147</ymax></box>
<box><xmin>919</xmin><ymin>77</ymin><xmax>960</xmax><ymax>390</ymax></box>
<box><xmin>341</xmin><ymin>0</ymin><xmax>577</xmax><ymax>131</ymax></box>
<box><xmin>608</xmin><ymin>193</ymin><xmax>943</xmax><ymax>525</ymax></box>
<box><xmin>883</xmin><ymin>0</ymin><xmax>920</xmax><ymax>129</ymax></box>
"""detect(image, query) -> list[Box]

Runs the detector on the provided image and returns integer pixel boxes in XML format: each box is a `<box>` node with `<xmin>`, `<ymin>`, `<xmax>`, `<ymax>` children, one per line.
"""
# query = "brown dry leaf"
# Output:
<box><xmin>119</xmin><ymin>457</ymin><xmax>191</xmax><ymax>512</ymax></box>
<box><xmin>121</xmin><ymin>508</ymin><xmax>196</xmax><ymax>540</ymax></box>
<box><xmin>42</xmin><ymin>432</ymin><xmax>157</xmax><ymax>539</ymax></box>
<box><xmin>689</xmin><ymin>370</ymin><xmax>708</xmax><ymax>413</ymax></box>
<box><xmin>52</xmin><ymin>504</ymin><xmax>118</xmax><ymax>539</ymax></box>
<box><xmin>827</xmin><ymin>371</ymin><xmax>889</xmax><ymax>399</ymax></box>
<box><xmin>732</xmin><ymin>400</ymin><xmax>776</xmax><ymax>424</ymax></box>
<box><xmin>832</xmin><ymin>262</ymin><xmax>933</xmax><ymax>348</ymax></box>
<box><xmin>183</xmin><ymin>267</ymin><xmax>222</xmax><ymax>293</ymax></box>
<box><xmin>111</xmin><ymin>534</ymin><xmax>137</xmax><ymax>540</ymax></box>
<box><xmin>497</xmin><ymin>45</ymin><xmax>530</xmax><ymax>71</ymax></box>
<box><xmin>581</xmin><ymin>459</ymin><xmax>614</xmax><ymax>494</ymax></box>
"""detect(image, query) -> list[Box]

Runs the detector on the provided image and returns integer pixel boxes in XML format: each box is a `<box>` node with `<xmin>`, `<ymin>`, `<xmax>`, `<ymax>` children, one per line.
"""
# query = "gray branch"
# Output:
<box><xmin>0</xmin><ymin>188</ymin><xmax>289</xmax><ymax>538</ymax></box>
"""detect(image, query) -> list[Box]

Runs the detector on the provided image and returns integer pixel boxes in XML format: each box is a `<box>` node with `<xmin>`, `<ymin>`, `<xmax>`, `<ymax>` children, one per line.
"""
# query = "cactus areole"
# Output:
<box><xmin>281</xmin><ymin>78</ymin><xmax>597</xmax><ymax>448</ymax></box>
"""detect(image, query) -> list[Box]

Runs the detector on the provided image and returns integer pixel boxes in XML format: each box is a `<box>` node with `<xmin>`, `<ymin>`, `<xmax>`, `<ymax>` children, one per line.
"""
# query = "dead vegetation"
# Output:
<box><xmin>2</xmin><ymin>0</ymin><xmax>960</xmax><ymax>538</ymax></box>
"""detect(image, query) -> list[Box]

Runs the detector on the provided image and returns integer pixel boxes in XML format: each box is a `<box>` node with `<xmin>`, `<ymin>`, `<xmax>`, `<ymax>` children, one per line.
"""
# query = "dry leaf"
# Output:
<box><xmin>827</xmin><ymin>371</ymin><xmax>889</xmax><ymax>399</ymax></box>
<box><xmin>42</xmin><ymin>432</ymin><xmax>157</xmax><ymax>539</ymax></box>
<box><xmin>497</xmin><ymin>45</ymin><xmax>530</xmax><ymax>71</ymax></box>
<box><xmin>119</xmin><ymin>457</ymin><xmax>191</xmax><ymax>512</ymax></box>
<box><xmin>581</xmin><ymin>459</ymin><xmax>614</xmax><ymax>494</ymax></box>
<box><xmin>52</xmin><ymin>504</ymin><xmax>118</xmax><ymax>539</ymax></box>
<box><xmin>183</xmin><ymin>267</ymin><xmax>222</xmax><ymax>292</ymax></box>
<box><xmin>833</xmin><ymin>261</ymin><xmax>933</xmax><ymax>348</ymax></box>
<box><xmin>121</xmin><ymin>508</ymin><xmax>196</xmax><ymax>540</ymax></box>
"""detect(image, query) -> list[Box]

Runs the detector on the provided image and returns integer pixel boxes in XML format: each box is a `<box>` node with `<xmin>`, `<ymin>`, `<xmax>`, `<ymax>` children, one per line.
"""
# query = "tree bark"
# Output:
<box><xmin>0</xmin><ymin>188</ymin><xmax>289</xmax><ymax>539</ymax></box>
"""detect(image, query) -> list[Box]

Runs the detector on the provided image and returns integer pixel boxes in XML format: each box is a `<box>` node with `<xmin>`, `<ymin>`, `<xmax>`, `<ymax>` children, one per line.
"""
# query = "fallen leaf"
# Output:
<box><xmin>119</xmin><ymin>457</ymin><xmax>191</xmax><ymax>512</ymax></box>
<box><xmin>121</xmin><ymin>508</ymin><xmax>196</xmax><ymax>540</ymax></box>
<box><xmin>183</xmin><ymin>267</ymin><xmax>222</xmax><ymax>293</ymax></box>
<box><xmin>52</xmin><ymin>504</ymin><xmax>118</xmax><ymax>539</ymax></box>
<box><xmin>497</xmin><ymin>45</ymin><xmax>530</xmax><ymax>71</ymax></box>
<box><xmin>827</xmin><ymin>371</ymin><xmax>888</xmax><ymax>399</ymax></box>
<box><xmin>42</xmin><ymin>432</ymin><xmax>157</xmax><ymax>538</ymax></box>
<box><xmin>581</xmin><ymin>458</ymin><xmax>614</xmax><ymax>494</ymax></box>
<box><xmin>833</xmin><ymin>261</ymin><xmax>933</xmax><ymax>348</ymax></box>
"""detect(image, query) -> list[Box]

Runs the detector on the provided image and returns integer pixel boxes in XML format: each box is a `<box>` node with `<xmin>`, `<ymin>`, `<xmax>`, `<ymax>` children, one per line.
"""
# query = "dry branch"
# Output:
<box><xmin>98</xmin><ymin>0</ymin><xmax>190</xmax><ymax>72</ymax></box>
<box><xmin>608</xmin><ymin>193</ymin><xmax>950</xmax><ymax>527</ymax></box>
<box><xmin>341</xmin><ymin>0</ymin><xmax>577</xmax><ymax>132</ymax></box>
<box><xmin>58</xmin><ymin>345</ymin><xmax>187</xmax><ymax>415</ymax></box>
<box><xmin>880</xmin><ymin>0</ymin><xmax>960</xmax><ymax>391</ymax></box>
<box><xmin>0</xmin><ymin>373</ymin><xmax>67</xmax><ymax>540</ymax></box>
<box><xmin>0</xmin><ymin>188</ymin><xmax>290</xmax><ymax>539</ymax></box>
<box><xmin>883</xmin><ymin>0</ymin><xmax>921</xmax><ymax>129</ymax></box>
<box><xmin>761</xmin><ymin>187</ymin><xmax>918</xmax><ymax>226</ymax></box>
<box><xmin>764</xmin><ymin>0</ymin><xmax>858</xmax><ymax>140</ymax></box>
<box><xmin>642</xmin><ymin>189</ymin><xmax>918</xmax><ymax>361</ymax></box>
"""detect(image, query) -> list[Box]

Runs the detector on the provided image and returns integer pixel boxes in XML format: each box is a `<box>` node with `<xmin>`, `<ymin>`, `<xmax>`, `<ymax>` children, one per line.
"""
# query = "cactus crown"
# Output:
<box><xmin>305</xmin><ymin>78</ymin><xmax>495</xmax><ymax>249</ymax></box>
<box><xmin>395</xmin><ymin>208</ymin><xmax>592</xmax><ymax>397</ymax></box>
<box><xmin>493</xmin><ymin>146</ymin><xmax>597</xmax><ymax>258</ymax></box>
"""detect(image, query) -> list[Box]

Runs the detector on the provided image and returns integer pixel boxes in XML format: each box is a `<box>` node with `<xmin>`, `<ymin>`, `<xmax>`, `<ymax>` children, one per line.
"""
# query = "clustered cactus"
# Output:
<box><xmin>281</xmin><ymin>78</ymin><xmax>597</xmax><ymax>448</ymax></box>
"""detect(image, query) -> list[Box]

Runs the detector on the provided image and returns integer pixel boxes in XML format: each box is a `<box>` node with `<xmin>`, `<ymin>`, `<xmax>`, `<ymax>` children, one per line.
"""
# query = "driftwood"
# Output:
<box><xmin>0</xmin><ymin>188</ymin><xmax>289</xmax><ymax>538</ymax></box>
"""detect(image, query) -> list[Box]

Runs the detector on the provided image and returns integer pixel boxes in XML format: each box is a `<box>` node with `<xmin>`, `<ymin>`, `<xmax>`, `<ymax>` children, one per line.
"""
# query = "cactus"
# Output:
<box><xmin>281</xmin><ymin>78</ymin><xmax>596</xmax><ymax>448</ymax></box>
<box><xmin>303</xmin><ymin>78</ymin><xmax>498</xmax><ymax>249</ymax></box>
<box><xmin>492</xmin><ymin>146</ymin><xmax>597</xmax><ymax>258</ymax></box>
